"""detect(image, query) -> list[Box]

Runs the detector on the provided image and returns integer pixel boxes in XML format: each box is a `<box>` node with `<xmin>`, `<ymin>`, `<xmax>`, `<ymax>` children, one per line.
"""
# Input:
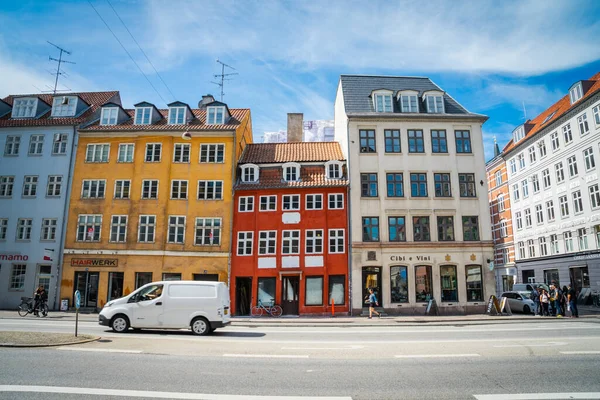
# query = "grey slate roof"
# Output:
<box><xmin>339</xmin><ymin>75</ymin><xmax>473</xmax><ymax>115</ymax></box>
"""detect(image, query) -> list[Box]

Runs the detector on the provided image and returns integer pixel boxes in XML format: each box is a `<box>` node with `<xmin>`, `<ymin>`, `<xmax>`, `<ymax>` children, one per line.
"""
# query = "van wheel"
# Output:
<box><xmin>111</xmin><ymin>315</ymin><xmax>130</xmax><ymax>333</ymax></box>
<box><xmin>191</xmin><ymin>317</ymin><xmax>210</xmax><ymax>336</ymax></box>
<box><xmin>523</xmin><ymin>305</ymin><xmax>531</xmax><ymax>314</ymax></box>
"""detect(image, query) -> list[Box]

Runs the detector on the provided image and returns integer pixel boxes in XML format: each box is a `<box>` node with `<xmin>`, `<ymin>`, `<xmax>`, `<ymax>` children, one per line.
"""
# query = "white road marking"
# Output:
<box><xmin>0</xmin><ymin>385</ymin><xmax>351</xmax><ymax>399</ymax></box>
<box><xmin>281</xmin><ymin>345</ymin><xmax>364</xmax><ymax>350</ymax></box>
<box><xmin>56</xmin><ymin>347</ymin><xmax>142</xmax><ymax>354</ymax></box>
<box><xmin>493</xmin><ymin>341</ymin><xmax>568</xmax><ymax>348</ymax></box>
<box><xmin>223</xmin><ymin>354</ymin><xmax>309</xmax><ymax>359</ymax></box>
<box><xmin>395</xmin><ymin>353</ymin><xmax>480</xmax><ymax>358</ymax></box>
<box><xmin>474</xmin><ymin>393</ymin><xmax>600</xmax><ymax>399</ymax></box>
<box><xmin>559</xmin><ymin>351</ymin><xmax>600</xmax><ymax>355</ymax></box>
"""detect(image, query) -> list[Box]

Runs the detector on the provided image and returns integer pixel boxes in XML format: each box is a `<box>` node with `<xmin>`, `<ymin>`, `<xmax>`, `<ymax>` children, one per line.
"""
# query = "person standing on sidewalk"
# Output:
<box><xmin>561</xmin><ymin>285</ymin><xmax>569</xmax><ymax>317</ymax></box>
<box><xmin>540</xmin><ymin>289</ymin><xmax>550</xmax><ymax>316</ymax></box>
<box><xmin>567</xmin><ymin>283</ymin><xmax>579</xmax><ymax>318</ymax></box>
<box><xmin>550</xmin><ymin>284</ymin><xmax>562</xmax><ymax>317</ymax></box>
<box><xmin>531</xmin><ymin>287</ymin><xmax>541</xmax><ymax>316</ymax></box>
<box><xmin>367</xmin><ymin>289</ymin><xmax>381</xmax><ymax>319</ymax></box>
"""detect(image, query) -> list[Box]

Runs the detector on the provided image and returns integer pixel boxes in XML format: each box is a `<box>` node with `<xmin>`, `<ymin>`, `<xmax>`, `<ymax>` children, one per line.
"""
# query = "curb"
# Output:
<box><xmin>0</xmin><ymin>336</ymin><xmax>99</xmax><ymax>348</ymax></box>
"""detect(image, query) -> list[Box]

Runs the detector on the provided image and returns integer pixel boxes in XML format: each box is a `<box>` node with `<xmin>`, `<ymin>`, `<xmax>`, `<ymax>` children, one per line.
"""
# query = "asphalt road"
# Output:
<box><xmin>1</xmin><ymin>318</ymin><xmax>600</xmax><ymax>399</ymax></box>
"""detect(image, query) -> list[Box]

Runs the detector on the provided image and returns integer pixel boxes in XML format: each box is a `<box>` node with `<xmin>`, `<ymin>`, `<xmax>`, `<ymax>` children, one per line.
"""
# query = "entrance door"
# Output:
<box><xmin>73</xmin><ymin>271</ymin><xmax>99</xmax><ymax>308</ymax></box>
<box><xmin>37</xmin><ymin>265</ymin><xmax>52</xmax><ymax>291</ymax></box>
<box><xmin>282</xmin><ymin>276</ymin><xmax>299</xmax><ymax>315</ymax></box>
<box><xmin>362</xmin><ymin>267</ymin><xmax>382</xmax><ymax>307</ymax></box>
<box><xmin>235</xmin><ymin>277</ymin><xmax>252</xmax><ymax>316</ymax></box>
<box><xmin>569</xmin><ymin>266</ymin><xmax>590</xmax><ymax>295</ymax></box>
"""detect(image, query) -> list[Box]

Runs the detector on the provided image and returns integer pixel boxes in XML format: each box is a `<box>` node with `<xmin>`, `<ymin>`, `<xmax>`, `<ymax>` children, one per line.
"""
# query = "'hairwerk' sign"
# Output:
<box><xmin>71</xmin><ymin>258</ymin><xmax>118</xmax><ymax>267</ymax></box>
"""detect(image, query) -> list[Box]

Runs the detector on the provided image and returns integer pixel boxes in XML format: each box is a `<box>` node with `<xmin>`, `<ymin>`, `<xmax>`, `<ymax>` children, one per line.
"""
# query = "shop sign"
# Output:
<box><xmin>71</xmin><ymin>258</ymin><xmax>118</xmax><ymax>267</ymax></box>
<box><xmin>0</xmin><ymin>254</ymin><xmax>29</xmax><ymax>261</ymax></box>
<box><xmin>390</xmin><ymin>255</ymin><xmax>431</xmax><ymax>262</ymax></box>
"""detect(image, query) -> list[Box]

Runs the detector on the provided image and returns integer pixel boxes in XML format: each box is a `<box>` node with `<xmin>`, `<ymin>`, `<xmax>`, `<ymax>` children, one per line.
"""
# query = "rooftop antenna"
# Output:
<box><xmin>47</xmin><ymin>41</ymin><xmax>75</xmax><ymax>94</ymax></box>
<box><xmin>211</xmin><ymin>59</ymin><xmax>238</xmax><ymax>102</ymax></box>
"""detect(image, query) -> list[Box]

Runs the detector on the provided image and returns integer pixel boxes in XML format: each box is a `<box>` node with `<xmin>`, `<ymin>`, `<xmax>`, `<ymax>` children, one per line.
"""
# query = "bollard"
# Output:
<box><xmin>331</xmin><ymin>298</ymin><xmax>335</xmax><ymax>317</ymax></box>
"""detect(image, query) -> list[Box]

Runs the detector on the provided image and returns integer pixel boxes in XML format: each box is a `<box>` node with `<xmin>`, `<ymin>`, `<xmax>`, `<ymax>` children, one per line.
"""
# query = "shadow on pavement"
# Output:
<box><xmin>101</xmin><ymin>329</ymin><xmax>266</xmax><ymax>338</ymax></box>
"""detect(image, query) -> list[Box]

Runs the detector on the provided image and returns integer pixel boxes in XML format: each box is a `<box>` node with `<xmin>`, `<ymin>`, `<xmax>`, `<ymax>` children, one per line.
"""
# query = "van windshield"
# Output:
<box><xmin>130</xmin><ymin>284</ymin><xmax>163</xmax><ymax>302</ymax></box>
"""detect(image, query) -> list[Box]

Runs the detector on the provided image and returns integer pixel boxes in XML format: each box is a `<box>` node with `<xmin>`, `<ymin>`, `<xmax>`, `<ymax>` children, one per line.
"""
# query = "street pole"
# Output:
<box><xmin>75</xmin><ymin>290</ymin><xmax>81</xmax><ymax>337</ymax></box>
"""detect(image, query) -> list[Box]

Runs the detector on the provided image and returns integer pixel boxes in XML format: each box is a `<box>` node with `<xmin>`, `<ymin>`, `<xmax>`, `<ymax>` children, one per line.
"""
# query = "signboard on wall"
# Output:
<box><xmin>70</xmin><ymin>258</ymin><xmax>118</xmax><ymax>267</ymax></box>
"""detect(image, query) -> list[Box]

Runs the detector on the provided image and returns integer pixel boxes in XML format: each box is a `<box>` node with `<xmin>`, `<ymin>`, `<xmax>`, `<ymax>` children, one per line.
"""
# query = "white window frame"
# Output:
<box><xmin>494</xmin><ymin>171</ymin><xmax>502</xmax><ymax>187</ymax></box>
<box><xmin>509</xmin><ymin>159</ymin><xmax>517</xmax><ymax>175</ymax></box>
<box><xmin>399</xmin><ymin>91</ymin><xmax>419</xmax><ymax>113</ymax></box>
<box><xmin>241</xmin><ymin>164</ymin><xmax>259</xmax><ymax>182</ymax></box>
<box><xmin>22</xmin><ymin>175</ymin><xmax>38</xmax><ymax>197</ymax></box>
<box><xmin>4</xmin><ymin>135</ymin><xmax>20</xmax><ymax>156</ymax></box>
<box><xmin>499</xmin><ymin>220</ymin><xmax>508</xmax><ymax>238</ymax></box>
<box><xmin>167</xmin><ymin>215</ymin><xmax>186</xmax><ymax>244</ymax></box>
<box><xmin>555</xmin><ymin>162</ymin><xmax>565</xmax><ymax>183</ymax></box>
<box><xmin>515</xmin><ymin>212</ymin><xmax>523</xmax><ymax>230</ymax></box>
<box><xmin>528</xmin><ymin>146</ymin><xmax>536</xmax><ymax>164</ymax></box>
<box><xmin>282</xmin><ymin>230</ymin><xmax>300</xmax><ymax>255</ymax></box>
<box><xmin>206</xmin><ymin>106</ymin><xmax>225</xmax><ymax>125</ymax></box>
<box><xmin>325</xmin><ymin>161</ymin><xmax>342</xmax><ymax>179</ymax></box>
<box><xmin>531</xmin><ymin>175</ymin><xmax>540</xmax><ymax>194</ymax></box>
<box><xmin>28</xmin><ymin>134</ymin><xmax>44</xmax><ymax>155</ymax></box>
<box><xmin>567</xmin><ymin>155</ymin><xmax>578</xmax><ymax>178</ymax></box>
<box><xmin>550</xmin><ymin>131</ymin><xmax>559</xmax><ymax>151</ymax></box>
<box><xmin>282</xmin><ymin>194</ymin><xmax>301</xmax><ymax>211</ymax></box>
<box><xmin>577</xmin><ymin>113</ymin><xmax>590</xmax><ymax>136</ymax></box>
<box><xmin>194</xmin><ymin>218</ymin><xmax>221</xmax><ymax>246</ymax></box>
<box><xmin>170</xmin><ymin>180</ymin><xmax>188</xmax><ymax>200</ymax></box>
<box><xmin>305</xmin><ymin>229</ymin><xmax>324</xmax><ymax>254</ymax></box>
<box><xmin>328</xmin><ymin>193</ymin><xmax>344</xmax><ymax>210</ymax></box>
<box><xmin>134</xmin><ymin>107</ymin><xmax>153</xmax><ymax>125</ymax></box>
<box><xmin>518</xmin><ymin>242</ymin><xmax>525</xmax><ymax>259</ymax></box>
<box><xmin>539</xmin><ymin>237</ymin><xmax>548</xmax><ymax>256</ymax></box>
<box><xmin>173</xmin><ymin>143</ymin><xmax>191</xmax><ymax>163</ymax></box>
<box><xmin>550</xmin><ymin>234</ymin><xmax>559</xmax><ymax>254</ymax></box>
<box><xmin>306</xmin><ymin>194</ymin><xmax>323</xmax><ymax>210</ymax></box>
<box><xmin>535</xmin><ymin>204</ymin><xmax>543</xmax><ymax>224</ymax></box>
<box><xmin>199</xmin><ymin>143</ymin><xmax>225</xmax><ymax>163</ymax></box>
<box><xmin>197</xmin><ymin>180</ymin><xmax>223</xmax><ymax>200</ymax></box>
<box><xmin>141</xmin><ymin>180</ymin><xmax>159</xmax><ymax>199</ymax></box>
<box><xmin>12</xmin><ymin>98</ymin><xmax>37</xmax><ymax>118</ymax></box>
<box><xmin>81</xmin><ymin>179</ymin><xmax>106</xmax><ymax>199</ymax></box>
<box><xmin>521</xmin><ymin>179</ymin><xmax>529</xmax><ymax>198</ymax></box>
<box><xmin>282</xmin><ymin>162</ymin><xmax>300</xmax><ymax>182</ymax></box>
<box><xmin>258</xmin><ymin>231</ymin><xmax>277</xmax><ymax>255</ymax></box>
<box><xmin>85</xmin><ymin>144</ymin><xmax>110</xmax><ymax>163</ymax></box>
<box><xmin>538</xmin><ymin>140</ymin><xmax>547</xmax><ymax>158</ymax></box>
<box><xmin>425</xmin><ymin>95</ymin><xmax>444</xmax><ymax>114</ymax></box>
<box><xmin>237</xmin><ymin>231</ymin><xmax>253</xmax><ymax>256</ymax></box>
<box><xmin>100</xmin><ymin>107</ymin><xmax>118</xmax><ymax>125</ymax></box>
<box><xmin>542</xmin><ymin>169</ymin><xmax>551</xmax><ymax>189</ymax></box>
<box><xmin>76</xmin><ymin>214</ymin><xmax>102</xmax><ymax>242</ymax></box>
<box><xmin>569</xmin><ymin>82</ymin><xmax>583</xmax><ymax>104</ymax></box>
<box><xmin>9</xmin><ymin>264</ymin><xmax>27</xmax><ymax>290</ymax></box>
<box><xmin>40</xmin><ymin>218</ymin><xmax>57</xmax><ymax>241</ymax></box>
<box><xmin>238</xmin><ymin>196</ymin><xmax>254</xmax><ymax>212</ymax></box>
<box><xmin>513</xmin><ymin>125</ymin><xmax>525</xmax><ymax>143</ymax></box>
<box><xmin>372</xmin><ymin>90</ymin><xmax>393</xmax><ymax>113</ymax></box>
<box><xmin>527</xmin><ymin>239</ymin><xmax>535</xmax><ymax>258</ymax></box>
<box><xmin>517</xmin><ymin>153</ymin><xmax>525</xmax><ymax>170</ymax></box>
<box><xmin>168</xmin><ymin>107</ymin><xmax>186</xmax><ymax>125</ymax></box>
<box><xmin>562</xmin><ymin>124</ymin><xmax>573</xmax><ymax>145</ymax></box>
<box><xmin>577</xmin><ymin>228</ymin><xmax>588</xmax><ymax>251</ymax></box>
<box><xmin>512</xmin><ymin>184</ymin><xmax>520</xmax><ymax>201</ymax></box>
<box><xmin>117</xmin><ymin>143</ymin><xmax>134</xmax><ymax>163</ymax></box>
<box><xmin>110</xmin><ymin>215</ymin><xmax>128</xmax><ymax>243</ymax></box>
<box><xmin>524</xmin><ymin>208</ymin><xmax>532</xmax><ymax>227</ymax></box>
<box><xmin>138</xmin><ymin>215</ymin><xmax>156</xmax><ymax>243</ymax></box>
<box><xmin>51</xmin><ymin>96</ymin><xmax>76</xmax><ymax>117</ymax></box>
<box><xmin>546</xmin><ymin>200</ymin><xmax>555</xmax><ymax>221</ymax></box>
<box><xmin>564</xmin><ymin>231</ymin><xmax>574</xmax><ymax>252</ymax></box>
<box><xmin>114</xmin><ymin>180</ymin><xmax>131</xmax><ymax>199</ymax></box>
<box><xmin>46</xmin><ymin>175</ymin><xmax>62</xmax><ymax>197</ymax></box>
<box><xmin>0</xmin><ymin>218</ymin><xmax>8</xmax><ymax>240</ymax></box>
<box><xmin>52</xmin><ymin>133</ymin><xmax>68</xmax><ymax>155</ymax></box>
<box><xmin>583</xmin><ymin>147</ymin><xmax>596</xmax><ymax>171</ymax></box>
<box><xmin>559</xmin><ymin>195</ymin><xmax>569</xmax><ymax>217</ymax></box>
<box><xmin>593</xmin><ymin>104</ymin><xmax>600</xmax><ymax>126</ymax></box>
<box><xmin>145</xmin><ymin>143</ymin><xmax>162</xmax><ymax>162</ymax></box>
<box><xmin>259</xmin><ymin>195</ymin><xmax>277</xmax><ymax>211</ymax></box>
<box><xmin>590</xmin><ymin>184</ymin><xmax>600</xmax><ymax>209</ymax></box>
<box><xmin>572</xmin><ymin>190</ymin><xmax>583</xmax><ymax>214</ymax></box>
<box><xmin>497</xmin><ymin>194</ymin><xmax>505</xmax><ymax>212</ymax></box>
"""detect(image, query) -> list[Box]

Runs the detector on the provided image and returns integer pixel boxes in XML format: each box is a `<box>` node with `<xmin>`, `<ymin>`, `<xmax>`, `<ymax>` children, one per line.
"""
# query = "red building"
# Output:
<box><xmin>231</xmin><ymin>141</ymin><xmax>349</xmax><ymax>316</ymax></box>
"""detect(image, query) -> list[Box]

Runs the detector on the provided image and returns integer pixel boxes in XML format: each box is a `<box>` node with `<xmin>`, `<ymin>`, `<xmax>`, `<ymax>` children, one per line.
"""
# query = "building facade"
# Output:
<box><xmin>230</xmin><ymin>124</ymin><xmax>349</xmax><ymax>316</ymax></box>
<box><xmin>486</xmin><ymin>144</ymin><xmax>516</xmax><ymax>294</ymax></box>
<box><xmin>0</xmin><ymin>91</ymin><xmax>119</xmax><ymax>309</ymax></box>
<box><xmin>59</xmin><ymin>96</ymin><xmax>252</xmax><ymax>310</ymax></box>
<box><xmin>503</xmin><ymin>72</ymin><xmax>600</xmax><ymax>300</ymax></box>
<box><xmin>334</xmin><ymin>75</ymin><xmax>495</xmax><ymax>315</ymax></box>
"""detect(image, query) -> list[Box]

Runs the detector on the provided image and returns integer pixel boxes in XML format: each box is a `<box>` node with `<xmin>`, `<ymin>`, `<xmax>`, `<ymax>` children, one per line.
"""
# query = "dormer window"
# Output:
<box><xmin>207</xmin><ymin>106</ymin><xmax>225</xmax><ymax>124</ymax></box>
<box><xmin>569</xmin><ymin>82</ymin><xmax>583</xmax><ymax>105</ymax></box>
<box><xmin>12</xmin><ymin>98</ymin><xmax>38</xmax><ymax>118</ymax></box>
<box><xmin>325</xmin><ymin>161</ymin><xmax>342</xmax><ymax>179</ymax></box>
<box><xmin>283</xmin><ymin>162</ymin><xmax>300</xmax><ymax>182</ymax></box>
<box><xmin>168</xmin><ymin>107</ymin><xmax>186</xmax><ymax>125</ymax></box>
<box><xmin>399</xmin><ymin>91</ymin><xmax>418</xmax><ymax>113</ymax></box>
<box><xmin>425</xmin><ymin>95</ymin><xmax>444</xmax><ymax>113</ymax></box>
<box><xmin>135</xmin><ymin>107</ymin><xmax>152</xmax><ymax>125</ymax></box>
<box><xmin>513</xmin><ymin>125</ymin><xmax>525</xmax><ymax>144</ymax></box>
<box><xmin>100</xmin><ymin>107</ymin><xmax>118</xmax><ymax>125</ymax></box>
<box><xmin>372</xmin><ymin>91</ymin><xmax>393</xmax><ymax>112</ymax></box>
<box><xmin>241</xmin><ymin>164</ymin><xmax>259</xmax><ymax>183</ymax></box>
<box><xmin>51</xmin><ymin>96</ymin><xmax>77</xmax><ymax>117</ymax></box>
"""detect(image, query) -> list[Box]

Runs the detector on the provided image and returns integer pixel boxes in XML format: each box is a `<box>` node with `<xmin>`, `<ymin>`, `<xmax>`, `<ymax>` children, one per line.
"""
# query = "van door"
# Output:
<box><xmin>131</xmin><ymin>284</ymin><xmax>164</xmax><ymax>328</ymax></box>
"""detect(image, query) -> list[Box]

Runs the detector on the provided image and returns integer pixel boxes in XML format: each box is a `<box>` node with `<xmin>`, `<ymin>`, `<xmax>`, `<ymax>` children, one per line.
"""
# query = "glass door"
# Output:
<box><xmin>74</xmin><ymin>271</ymin><xmax>99</xmax><ymax>308</ymax></box>
<box><xmin>362</xmin><ymin>267</ymin><xmax>382</xmax><ymax>307</ymax></box>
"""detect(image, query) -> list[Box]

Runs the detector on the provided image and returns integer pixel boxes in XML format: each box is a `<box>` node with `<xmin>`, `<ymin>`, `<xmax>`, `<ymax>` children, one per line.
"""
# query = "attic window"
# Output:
<box><xmin>283</xmin><ymin>162</ymin><xmax>300</xmax><ymax>182</ymax></box>
<box><xmin>569</xmin><ymin>82</ymin><xmax>583</xmax><ymax>105</ymax></box>
<box><xmin>513</xmin><ymin>125</ymin><xmax>525</xmax><ymax>144</ymax></box>
<box><xmin>425</xmin><ymin>95</ymin><xmax>444</xmax><ymax>113</ymax></box>
<box><xmin>135</xmin><ymin>107</ymin><xmax>152</xmax><ymax>125</ymax></box>
<box><xmin>100</xmin><ymin>107</ymin><xmax>118</xmax><ymax>125</ymax></box>
<box><xmin>542</xmin><ymin>111</ymin><xmax>556</xmax><ymax>124</ymax></box>
<box><xmin>51</xmin><ymin>96</ymin><xmax>77</xmax><ymax>117</ymax></box>
<box><xmin>169</xmin><ymin>107</ymin><xmax>186</xmax><ymax>124</ymax></box>
<box><xmin>400</xmin><ymin>94</ymin><xmax>418</xmax><ymax>113</ymax></box>
<box><xmin>241</xmin><ymin>164</ymin><xmax>259</xmax><ymax>183</ymax></box>
<box><xmin>207</xmin><ymin>106</ymin><xmax>225</xmax><ymax>125</ymax></box>
<box><xmin>12</xmin><ymin>98</ymin><xmax>38</xmax><ymax>118</ymax></box>
<box><xmin>373</xmin><ymin>93</ymin><xmax>392</xmax><ymax>112</ymax></box>
<box><xmin>325</xmin><ymin>161</ymin><xmax>342</xmax><ymax>179</ymax></box>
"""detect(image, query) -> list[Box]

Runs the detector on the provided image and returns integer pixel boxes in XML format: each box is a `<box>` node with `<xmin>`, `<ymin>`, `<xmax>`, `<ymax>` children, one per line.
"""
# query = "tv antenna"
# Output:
<box><xmin>211</xmin><ymin>59</ymin><xmax>238</xmax><ymax>102</ymax></box>
<box><xmin>47</xmin><ymin>41</ymin><xmax>75</xmax><ymax>94</ymax></box>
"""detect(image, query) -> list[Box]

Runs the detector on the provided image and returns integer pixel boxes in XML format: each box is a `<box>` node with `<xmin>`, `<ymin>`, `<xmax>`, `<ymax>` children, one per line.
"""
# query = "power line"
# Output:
<box><xmin>105</xmin><ymin>0</ymin><xmax>176</xmax><ymax>101</ymax></box>
<box><xmin>87</xmin><ymin>0</ymin><xmax>167</xmax><ymax>105</ymax></box>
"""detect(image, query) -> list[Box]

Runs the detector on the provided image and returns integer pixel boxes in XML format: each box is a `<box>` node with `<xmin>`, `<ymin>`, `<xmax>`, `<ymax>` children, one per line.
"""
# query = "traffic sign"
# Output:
<box><xmin>75</xmin><ymin>290</ymin><xmax>81</xmax><ymax>309</ymax></box>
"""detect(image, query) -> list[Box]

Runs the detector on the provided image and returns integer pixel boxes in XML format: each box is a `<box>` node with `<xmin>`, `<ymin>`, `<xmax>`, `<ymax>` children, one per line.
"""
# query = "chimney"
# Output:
<box><xmin>198</xmin><ymin>94</ymin><xmax>216</xmax><ymax>109</ymax></box>
<box><xmin>287</xmin><ymin>113</ymin><xmax>303</xmax><ymax>143</ymax></box>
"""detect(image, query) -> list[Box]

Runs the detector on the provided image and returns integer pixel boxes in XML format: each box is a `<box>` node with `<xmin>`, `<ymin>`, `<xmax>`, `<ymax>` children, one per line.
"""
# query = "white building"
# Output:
<box><xmin>0</xmin><ymin>91</ymin><xmax>120</xmax><ymax>309</ymax></box>
<box><xmin>504</xmin><ymin>72</ymin><xmax>600</xmax><ymax>299</ymax></box>
<box><xmin>334</xmin><ymin>75</ymin><xmax>495</xmax><ymax>315</ymax></box>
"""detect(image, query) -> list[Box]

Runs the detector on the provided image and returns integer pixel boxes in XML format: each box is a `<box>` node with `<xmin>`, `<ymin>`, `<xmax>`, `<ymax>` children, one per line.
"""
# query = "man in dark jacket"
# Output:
<box><xmin>33</xmin><ymin>285</ymin><xmax>48</xmax><ymax>316</ymax></box>
<box><xmin>567</xmin><ymin>283</ymin><xmax>579</xmax><ymax>318</ymax></box>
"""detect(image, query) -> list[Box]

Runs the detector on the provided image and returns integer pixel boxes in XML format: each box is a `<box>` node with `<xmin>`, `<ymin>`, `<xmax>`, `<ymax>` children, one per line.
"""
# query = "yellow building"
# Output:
<box><xmin>60</xmin><ymin>96</ymin><xmax>252</xmax><ymax>309</ymax></box>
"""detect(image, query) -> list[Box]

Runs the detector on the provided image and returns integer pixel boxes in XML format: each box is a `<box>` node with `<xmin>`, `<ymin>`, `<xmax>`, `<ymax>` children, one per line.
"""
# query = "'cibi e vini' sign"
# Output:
<box><xmin>71</xmin><ymin>258</ymin><xmax>118</xmax><ymax>267</ymax></box>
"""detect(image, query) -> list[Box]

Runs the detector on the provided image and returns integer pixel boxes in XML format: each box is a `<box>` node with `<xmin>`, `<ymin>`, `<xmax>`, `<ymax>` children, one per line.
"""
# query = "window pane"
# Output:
<box><xmin>415</xmin><ymin>266</ymin><xmax>432</xmax><ymax>302</ymax></box>
<box><xmin>328</xmin><ymin>275</ymin><xmax>345</xmax><ymax>305</ymax></box>
<box><xmin>257</xmin><ymin>278</ymin><xmax>276</xmax><ymax>306</ymax></box>
<box><xmin>390</xmin><ymin>266</ymin><xmax>408</xmax><ymax>303</ymax></box>
<box><xmin>440</xmin><ymin>265</ymin><xmax>458</xmax><ymax>302</ymax></box>
<box><xmin>305</xmin><ymin>276</ymin><xmax>323</xmax><ymax>306</ymax></box>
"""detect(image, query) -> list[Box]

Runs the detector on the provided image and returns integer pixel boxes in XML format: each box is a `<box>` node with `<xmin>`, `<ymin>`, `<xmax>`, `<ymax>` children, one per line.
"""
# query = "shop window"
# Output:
<box><xmin>440</xmin><ymin>265</ymin><xmax>458</xmax><ymax>302</ymax></box>
<box><xmin>415</xmin><ymin>265</ymin><xmax>432</xmax><ymax>302</ymax></box>
<box><xmin>162</xmin><ymin>273</ymin><xmax>181</xmax><ymax>281</ymax></box>
<box><xmin>193</xmin><ymin>274</ymin><xmax>219</xmax><ymax>281</ymax></box>
<box><xmin>305</xmin><ymin>276</ymin><xmax>323</xmax><ymax>306</ymax></box>
<box><xmin>107</xmin><ymin>272</ymin><xmax>124</xmax><ymax>301</ymax></box>
<box><xmin>390</xmin><ymin>266</ymin><xmax>408</xmax><ymax>303</ymax></box>
<box><xmin>466</xmin><ymin>265</ymin><xmax>483</xmax><ymax>302</ymax></box>
<box><xmin>257</xmin><ymin>277</ymin><xmax>276</xmax><ymax>306</ymax></box>
<box><xmin>543</xmin><ymin>269</ymin><xmax>560</xmax><ymax>287</ymax></box>
<box><xmin>135</xmin><ymin>272</ymin><xmax>153</xmax><ymax>289</ymax></box>
<box><xmin>502</xmin><ymin>275</ymin><xmax>514</xmax><ymax>292</ymax></box>
<box><xmin>328</xmin><ymin>275</ymin><xmax>345</xmax><ymax>306</ymax></box>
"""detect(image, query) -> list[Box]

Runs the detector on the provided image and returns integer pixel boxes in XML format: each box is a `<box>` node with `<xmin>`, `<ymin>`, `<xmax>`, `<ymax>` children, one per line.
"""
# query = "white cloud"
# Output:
<box><xmin>145</xmin><ymin>0</ymin><xmax>600</xmax><ymax>75</ymax></box>
<box><xmin>476</xmin><ymin>81</ymin><xmax>564</xmax><ymax>114</ymax></box>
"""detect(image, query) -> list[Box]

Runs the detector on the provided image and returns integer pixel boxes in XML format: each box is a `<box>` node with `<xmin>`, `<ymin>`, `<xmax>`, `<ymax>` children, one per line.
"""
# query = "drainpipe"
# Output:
<box><xmin>53</xmin><ymin>125</ymin><xmax>78</xmax><ymax>310</ymax></box>
<box><xmin>346</xmin><ymin>118</ymin><xmax>353</xmax><ymax>316</ymax></box>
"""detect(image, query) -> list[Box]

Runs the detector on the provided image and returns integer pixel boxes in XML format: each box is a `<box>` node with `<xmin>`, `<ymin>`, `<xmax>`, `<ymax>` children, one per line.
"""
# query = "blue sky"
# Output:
<box><xmin>1</xmin><ymin>0</ymin><xmax>599</xmax><ymax>160</ymax></box>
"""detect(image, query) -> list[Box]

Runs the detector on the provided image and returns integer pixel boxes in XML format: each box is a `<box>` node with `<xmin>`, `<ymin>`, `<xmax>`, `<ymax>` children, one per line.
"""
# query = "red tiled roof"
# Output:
<box><xmin>80</xmin><ymin>108</ymin><xmax>250</xmax><ymax>131</ymax></box>
<box><xmin>502</xmin><ymin>71</ymin><xmax>600</xmax><ymax>153</ymax></box>
<box><xmin>240</xmin><ymin>142</ymin><xmax>345</xmax><ymax>164</ymax></box>
<box><xmin>0</xmin><ymin>91</ymin><xmax>119</xmax><ymax>128</ymax></box>
<box><xmin>235</xmin><ymin>165</ymin><xmax>348</xmax><ymax>190</ymax></box>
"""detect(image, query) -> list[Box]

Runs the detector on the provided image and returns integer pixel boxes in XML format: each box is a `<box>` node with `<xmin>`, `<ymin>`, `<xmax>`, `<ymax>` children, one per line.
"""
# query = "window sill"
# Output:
<box><xmin>456</xmin><ymin>153</ymin><xmax>474</xmax><ymax>156</ymax></box>
<box><xmin>407</xmin><ymin>152</ymin><xmax>426</xmax><ymax>155</ymax></box>
<box><xmin>51</xmin><ymin>153</ymin><xmax>67</xmax><ymax>157</ymax></box>
<box><xmin>15</xmin><ymin>240</ymin><xmax>32</xmax><ymax>243</ymax></box>
<box><xmin>40</xmin><ymin>240</ymin><xmax>56</xmax><ymax>243</ymax></box>
<box><xmin>408</xmin><ymin>197</ymin><xmax>429</xmax><ymax>200</ymax></box>
<box><xmin>45</xmin><ymin>195</ymin><xmax>61</xmax><ymax>199</ymax></box>
<box><xmin>27</xmin><ymin>154</ymin><xmax>43</xmax><ymax>157</ymax></box>
<box><xmin>21</xmin><ymin>196</ymin><xmax>36</xmax><ymax>199</ymax></box>
<box><xmin>384</xmin><ymin>152</ymin><xmax>402</xmax><ymax>155</ymax></box>
<box><xmin>84</xmin><ymin>161</ymin><xmax>109</xmax><ymax>164</ymax></box>
<box><xmin>359</xmin><ymin>152</ymin><xmax>378</xmax><ymax>155</ymax></box>
<box><xmin>3</xmin><ymin>154</ymin><xmax>19</xmax><ymax>157</ymax></box>
<box><xmin>431</xmin><ymin>152</ymin><xmax>449</xmax><ymax>156</ymax></box>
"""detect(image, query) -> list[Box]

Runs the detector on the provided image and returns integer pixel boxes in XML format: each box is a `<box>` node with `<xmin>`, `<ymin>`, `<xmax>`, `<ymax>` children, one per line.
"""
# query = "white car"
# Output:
<box><xmin>500</xmin><ymin>291</ymin><xmax>536</xmax><ymax>314</ymax></box>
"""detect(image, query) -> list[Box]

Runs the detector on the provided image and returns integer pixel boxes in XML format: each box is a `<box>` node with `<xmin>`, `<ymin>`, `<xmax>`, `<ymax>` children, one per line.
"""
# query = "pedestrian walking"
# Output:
<box><xmin>550</xmin><ymin>284</ymin><xmax>562</xmax><ymax>317</ymax></box>
<box><xmin>531</xmin><ymin>287</ymin><xmax>541</xmax><ymax>316</ymax></box>
<box><xmin>367</xmin><ymin>288</ymin><xmax>381</xmax><ymax>319</ymax></box>
<box><xmin>540</xmin><ymin>289</ymin><xmax>550</xmax><ymax>316</ymax></box>
<box><xmin>567</xmin><ymin>283</ymin><xmax>579</xmax><ymax>318</ymax></box>
<box><xmin>561</xmin><ymin>285</ymin><xmax>569</xmax><ymax>317</ymax></box>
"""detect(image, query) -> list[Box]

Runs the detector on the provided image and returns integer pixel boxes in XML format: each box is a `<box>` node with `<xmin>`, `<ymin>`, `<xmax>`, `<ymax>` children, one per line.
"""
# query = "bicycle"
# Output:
<box><xmin>17</xmin><ymin>297</ymin><xmax>48</xmax><ymax>317</ymax></box>
<box><xmin>250</xmin><ymin>299</ymin><xmax>282</xmax><ymax>317</ymax></box>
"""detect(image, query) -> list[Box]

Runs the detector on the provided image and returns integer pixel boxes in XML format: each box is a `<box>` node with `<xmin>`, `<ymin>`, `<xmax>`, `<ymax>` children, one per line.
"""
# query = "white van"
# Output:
<box><xmin>99</xmin><ymin>281</ymin><xmax>230</xmax><ymax>335</ymax></box>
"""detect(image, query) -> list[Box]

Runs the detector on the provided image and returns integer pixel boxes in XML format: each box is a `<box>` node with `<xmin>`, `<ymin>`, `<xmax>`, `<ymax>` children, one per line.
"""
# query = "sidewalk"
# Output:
<box><xmin>1</xmin><ymin>308</ymin><xmax>599</xmax><ymax>327</ymax></box>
